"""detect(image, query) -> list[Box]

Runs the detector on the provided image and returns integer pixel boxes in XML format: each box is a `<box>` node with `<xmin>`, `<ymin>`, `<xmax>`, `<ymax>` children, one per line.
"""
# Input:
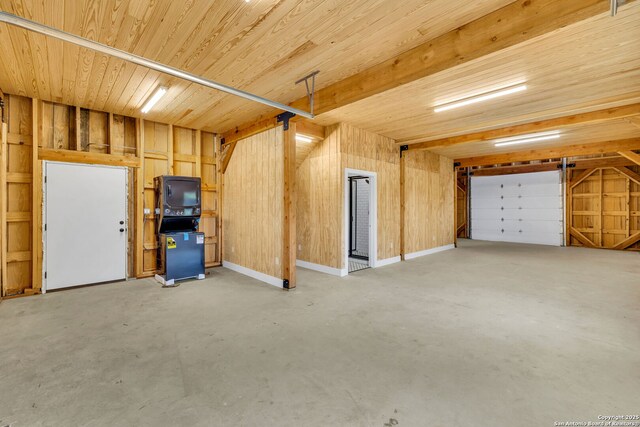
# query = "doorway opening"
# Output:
<box><xmin>344</xmin><ymin>169</ymin><xmax>377</xmax><ymax>274</ymax></box>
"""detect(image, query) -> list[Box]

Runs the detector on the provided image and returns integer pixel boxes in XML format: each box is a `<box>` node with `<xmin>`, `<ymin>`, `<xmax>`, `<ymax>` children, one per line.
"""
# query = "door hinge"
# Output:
<box><xmin>44</xmin><ymin>224</ymin><xmax>47</xmax><ymax>231</ymax></box>
<box><xmin>44</xmin><ymin>176</ymin><xmax>47</xmax><ymax>183</ymax></box>
<box><xmin>44</xmin><ymin>272</ymin><xmax>47</xmax><ymax>279</ymax></box>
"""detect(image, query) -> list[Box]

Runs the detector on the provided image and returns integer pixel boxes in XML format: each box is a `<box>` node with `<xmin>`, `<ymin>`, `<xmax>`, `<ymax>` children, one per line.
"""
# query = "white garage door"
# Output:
<box><xmin>470</xmin><ymin>171</ymin><xmax>563</xmax><ymax>246</ymax></box>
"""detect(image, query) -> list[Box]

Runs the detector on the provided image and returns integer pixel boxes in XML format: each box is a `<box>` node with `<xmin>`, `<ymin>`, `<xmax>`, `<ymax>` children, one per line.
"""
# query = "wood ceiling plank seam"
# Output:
<box><xmin>93</xmin><ymin>57</ymin><xmax>127</xmax><ymax>112</ymax></box>
<box><xmin>101</xmin><ymin>60</ymin><xmax>136</xmax><ymax>112</ymax></box>
<box><xmin>114</xmin><ymin>66</ymin><xmax>150</xmax><ymax>113</ymax></box>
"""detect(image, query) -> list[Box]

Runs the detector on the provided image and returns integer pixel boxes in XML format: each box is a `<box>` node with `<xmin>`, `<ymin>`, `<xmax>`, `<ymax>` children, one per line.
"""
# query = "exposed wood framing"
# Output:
<box><xmin>567</xmin><ymin>165</ymin><xmax>640</xmax><ymax>250</ymax></box>
<box><xmin>618</xmin><ymin>150</ymin><xmax>640</xmax><ymax>166</ymax></box>
<box><xmin>456</xmin><ymin>137</ymin><xmax>640</xmax><ymax>167</ymax></box>
<box><xmin>39</xmin><ymin>147</ymin><xmax>140</xmax><ymax>167</ymax></box>
<box><xmin>287</xmin><ymin>0</ymin><xmax>631</xmax><ymax>118</ymax></box>
<box><xmin>283</xmin><ymin>123</ymin><xmax>297</xmax><ymax>289</ymax></box>
<box><xmin>410</xmin><ymin>104</ymin><xmax>640</xmax><ymax>151</ymax></box>
<box><xmin>0</xmin><ymin>119</ymin><xmax>7</xmax><ymax>296</ymax></box>
<box><xmin>32</xmin><ymin>99</ymin><xmax>42</xmax><ymax>292</ymax></box>
<box><xmin>135</xmin><ymin>118</ymin><xmax>145</xmax><ymax>277</ymax></box>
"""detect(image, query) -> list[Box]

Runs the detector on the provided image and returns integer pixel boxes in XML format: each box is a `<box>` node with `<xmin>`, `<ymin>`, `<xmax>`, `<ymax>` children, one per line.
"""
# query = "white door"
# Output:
<box><xmin>44</xmin><ymin>162</ymin><xmax>127</xmax><ymax>291</ymax></box>
<box><xmin>470</xmin><ymin>171</ymin><xmax>563</xmax><ymax>246</ymax></box>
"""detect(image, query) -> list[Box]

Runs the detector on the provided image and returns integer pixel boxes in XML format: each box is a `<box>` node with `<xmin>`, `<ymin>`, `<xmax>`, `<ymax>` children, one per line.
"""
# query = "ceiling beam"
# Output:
<box><xmin>618</xmin><ymin>150</ymin><xmax>640</xmax><ymax>166</ymax></box>
<box><xmin>225</xmin><ymin>0</ymin><xmax>635</xmax><ymax>137</ymax></box>
<box><xmin>409</xmin><ymin>103</ymin><xmax>640</xmax><ymax>151</ymax></box>
<box><xmin>288</xmin><ymin>0</ymin><xmax>629</xmax><ymax>116</ymax></box>
<box><xmin>455</xmin><ymin>138</ymin><xmax>640</xmax><ymax>167</ymax></box>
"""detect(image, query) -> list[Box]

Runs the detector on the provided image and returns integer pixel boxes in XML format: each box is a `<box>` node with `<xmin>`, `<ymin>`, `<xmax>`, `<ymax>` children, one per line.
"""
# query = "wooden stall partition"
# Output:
<box><xmin>567</xmin><ymin>165</ymin><xmax>640</xmax><ymax>250</ymax></box>
<box><xmin>402</xmin><ymin>150</ymin><xmax>455</xmax><ymax>256</ymax></box>
<box><xmin>223</xmin><ymin>127</ymin><xmax>284</xmax><ymax>283</ymax></box>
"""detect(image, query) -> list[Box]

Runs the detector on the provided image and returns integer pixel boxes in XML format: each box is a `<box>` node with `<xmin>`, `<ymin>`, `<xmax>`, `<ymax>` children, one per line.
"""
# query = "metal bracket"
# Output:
<box><xmin>0</xmin><ymin>97</ymin><xmax>4</xmax><ymax>123</ymax></box>
<box><xmin>453</xmin><ymin>161</ymin><xmax>461</xmax><ymax>169</ymax></box>
<box><xmin>399</xmin><ymin>145</ymin><xmax>409</xmax><ymax>158</ymax></box>
<box><xmin>557</xmin><ymin>162</ymin><xmax>576</xmax><ymax>169</ymax></box>
<box><xmin>220</xmin><ymin>137</ymin><xmax>226</xmax><ymax>146</ymax></box>
<box><xmin>277</xmin><ymin>111</ymin><xmax>296</xmax><ymax>131</ymax></box>
<box><xmin>295</xmin><ymin>70</ymin><xmax>319</xmax><ymax>117</ymax></box>
<box><xmin>283</xmin><ymin>279</ymin><xmax>290</xmax><ymax>289</ymax></box>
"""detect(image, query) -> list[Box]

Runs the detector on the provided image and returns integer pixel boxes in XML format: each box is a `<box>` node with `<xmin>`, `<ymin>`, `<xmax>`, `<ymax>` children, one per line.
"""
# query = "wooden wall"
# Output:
<box><xmin>341</xmin><ymin>123</ymin><xmax>401</xmax><ymax>264</ymax></box>
<box><xmin>567</xmin><ymin>165</ymin><xmax>640</xmax><ymax>250</ymax></box>
<box><xmin>297</xmin><ymin>124</ymin><xmax>342</xmax><ymax>269</ymax></box>
<box><xmin>223</xmin><ymin>127</ymin><xmax>284</xmax><ymax>279</ymax></box>
<box><xmin>1</xmin><ymin>94</ymin><xmax>35</xmax><ymax>296</ymax></box>
<box><xmin>403</xmin><ymin>150</ymin><xmax>455</xmax><ymax>254</ymax></box>
<box><xmin>297</xmin><ymin>123</ymin><xmax>407</xmax><ymax>269</ymax></box>
<box><xmin>0</xmin><ymin>93</ymin><xmax>221</xmax><ymax>297</ymax></box>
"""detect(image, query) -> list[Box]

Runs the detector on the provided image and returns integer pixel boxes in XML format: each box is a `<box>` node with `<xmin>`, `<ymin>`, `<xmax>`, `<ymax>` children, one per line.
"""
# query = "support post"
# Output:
<box><xmin>1</xmin><ymin>118</ymin><xmax>7</xmax><ymax>296</ymax></box>
<box><xmin>453</xmin><ymin>163</ymin><xmax>457</xmax><ymax>248</ymax></box>
<box><xmin>135</xmin><ymin>118</ymin><xmax>145</xmax><ymax>277</ymax></box>
<box><xmin>400</xmin><ymin>146</ymin><xmax>407</xmax><ymax>260</ymax></box>
<box><xmin>282</xmin><ymin>122</ymin><xmax>297</xmax><ymax>289</ymax></box>
<box><xmin>32</xmin><ymin>99</ymin><xmax>43</xmax><ymax>292</ymax></box>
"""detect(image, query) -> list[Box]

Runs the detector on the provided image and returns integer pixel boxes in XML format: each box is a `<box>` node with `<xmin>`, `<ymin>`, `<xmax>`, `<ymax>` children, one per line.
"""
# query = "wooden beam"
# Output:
<box><xmin>471</xmin><ymin>162</ymin><xmax>560</xmax><ymax>176</ymax></box>
<box><xmin>289</xmin><ymin>0</ymin><xmax>631</xmax><ymax>117</ymax></box>
<box><xmin>282</xmin><ymin>122</ymin><xmax>296</xmax><ymax>289</ymax></box>
<box><xmin>1</xmin><ymin>121</ymin><xmax>7</xmax><ymax>296</ymax></box>
<box><xmin>220</xmin><ymin>140</ymin><xmax>238</xmax><ymax>175</ymax></box>
<box><xmin>400</xmin><ymin>153</ymin><xmax>406</xmax><ymax>260</ymax></box>
<box><xmin>75</xmin><ymin>105</ymin><xmax>81</xmax><ymax>151</ymax></box>
<box><xmin>295</xmin><ymin>118</ymin><xmax>325</xmax><ymax>140</ymax></box>
<box><xmin>570</xmin><ymin>168</ymin><xmax>597</xmax><ymax>190</ymax></box>
<box><xmin>615</xmin><ymin>167</ymin><xmax>640</xmax><ymax>186</ymax></box>
<box><xmin>618</xmin><ymin>150</ymin><xmax>640</xmax><ymax>166</ymax></box>
<box><xmin>135</xmin><ymin>118</ymin><xmax>145</xmax><ymax>277</ymax></box>
<box><xmin>32</xmin><ymin>99</ymin><xmax>42</xmax><ymax>292</ymax></box>
<box><xmin>613</xmin><ymin>232</ymin><xmax>640</xmax><ymax>250</ymax></box>
<box><xmin>38</xmin><ymin>147</ymin><xmax>140</xmax><ymax>167</ymax></box>
<box><xmin>411</xmin><ymin>104</ymin><xmax>640</xmax><ymax>151</ymax></box>
<box><xmin>456</xmin><ymin>138</ymin><xmax>640</xmax><ymax>167</ymax></box>
<box><xmin>570</xmin><ymin>227</ymin><xmax>596</xmax><ymax>248</ymax></box>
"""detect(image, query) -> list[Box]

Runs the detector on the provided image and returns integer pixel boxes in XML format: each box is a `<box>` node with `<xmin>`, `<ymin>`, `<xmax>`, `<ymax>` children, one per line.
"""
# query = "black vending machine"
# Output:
<box><xmin>154</xmin><ymin>176</ymin><xmax>205</xmax><ymax>285</ymax></box>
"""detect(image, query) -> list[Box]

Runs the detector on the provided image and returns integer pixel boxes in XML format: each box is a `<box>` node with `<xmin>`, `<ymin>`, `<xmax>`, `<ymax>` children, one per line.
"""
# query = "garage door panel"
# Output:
<box><xmin>470</xmin><ymin>171</ymin><xmax>563</xmax><ymax>246</ymax></box>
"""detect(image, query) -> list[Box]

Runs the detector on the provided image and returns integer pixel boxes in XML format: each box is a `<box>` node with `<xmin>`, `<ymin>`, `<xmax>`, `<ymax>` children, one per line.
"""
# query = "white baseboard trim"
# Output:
<box><xmin>374</xmin><ymin>256</ymin><xmax>401</xmax><ymax>268</ymax></box>
<box><xmin>404</xmin><ymin>244</ymin><xmax>455</xmax><ymax>260</ymax></box>
<box><xmin>222</xmin><ymin>261</ymin><xmax>283</xmax><ymax>288</ymax></box>
<box><xmin>296</xmin><ymin>259</ymin><xmax>347</xmax><ymax>277</ymax></box>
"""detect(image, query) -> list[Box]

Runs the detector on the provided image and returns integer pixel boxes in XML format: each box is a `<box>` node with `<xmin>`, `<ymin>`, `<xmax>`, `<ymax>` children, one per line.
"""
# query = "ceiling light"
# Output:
<box><xmin>493</xmin><ymin>130</ymin><xmax>561</xmax><ymax>147</ymax></box>
<box><xmin>295</xmin><ymin>134</ymin><xmax>313</xmax><ymax>143</ymax></box>
<box><xmin>141</xmin><ymin>86</ymin><xmax>168</xmax><ymax>113</ymax></box>
<box><xmin>434</xmin><ymin>84</ymin><xmax>527</xmax><ymax>113</ymax></box>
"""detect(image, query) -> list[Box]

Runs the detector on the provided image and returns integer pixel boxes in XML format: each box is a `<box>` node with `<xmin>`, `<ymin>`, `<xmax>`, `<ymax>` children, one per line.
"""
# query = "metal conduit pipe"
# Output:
<box><xmin>0</xmin><ymin>11</ymin><xmax>314</xmax><ymax>119</ymax></box>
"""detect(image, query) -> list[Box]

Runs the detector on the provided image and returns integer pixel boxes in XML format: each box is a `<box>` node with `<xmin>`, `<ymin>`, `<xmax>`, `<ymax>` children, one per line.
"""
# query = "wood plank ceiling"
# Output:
<box><xmin>315</xmin><ymin>4</ymin><xmax>640</xmax><ymax>156</ymax></box>
<box><xmin>0</xmin><ymin>0</ymin><xmax>513</xmax><ymax>132</ymax></box>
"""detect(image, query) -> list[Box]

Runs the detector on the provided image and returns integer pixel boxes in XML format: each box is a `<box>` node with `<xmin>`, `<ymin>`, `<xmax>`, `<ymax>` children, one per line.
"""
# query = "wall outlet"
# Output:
<box><xmin>231</xmin><ymin>246</ymin><xmax>235</xmax><ymax>253</ymax></box>
<box><xmin>144</xmin><ymin>208</ymin><xmax>151</xmax><ymax>215</ymax></box>
<box><xmin>275</xmin><ymin>257</ymin><xmax>280</xmax><ymax>266</ymax></box>
<box><xmin>298</xmin><ymin>244</ymin><xmax>302</xmax><ymax>251</ymax></box>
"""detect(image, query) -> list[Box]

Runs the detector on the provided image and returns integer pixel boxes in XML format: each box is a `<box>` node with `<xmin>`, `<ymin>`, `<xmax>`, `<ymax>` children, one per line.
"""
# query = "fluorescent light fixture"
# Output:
<box><xmin>141</xmin><ymin>86</ymin><xmax>168</xmax><ymax>113</ymax></box>
<box><xmin>295</xmin><ymin>134</ymin><xmax>313</xmax><ymax>143</ymax></box>
<box><xmin>493</xmin><ymin>130</ymin><xmax>561</xmax><ymax>147</ymax></box>
<box><xmin>434</xmin><ymin>84</ymin><xmax>527</xmax><ymax>113</ymax></box>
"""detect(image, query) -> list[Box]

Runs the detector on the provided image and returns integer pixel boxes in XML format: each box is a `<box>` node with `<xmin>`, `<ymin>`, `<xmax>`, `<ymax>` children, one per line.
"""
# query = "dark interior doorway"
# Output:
<box><xmin>349</xmin><ymin>176</ymin><xmax>370</xmax><ymax>272</ymax></box>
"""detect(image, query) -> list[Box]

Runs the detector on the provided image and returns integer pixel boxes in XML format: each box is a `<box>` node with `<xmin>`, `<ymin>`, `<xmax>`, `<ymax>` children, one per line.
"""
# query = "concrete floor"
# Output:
<box><xmin>1</xmin><ymin>240</ymin><xmax>639</xmax><ymax>426</ymax></box>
